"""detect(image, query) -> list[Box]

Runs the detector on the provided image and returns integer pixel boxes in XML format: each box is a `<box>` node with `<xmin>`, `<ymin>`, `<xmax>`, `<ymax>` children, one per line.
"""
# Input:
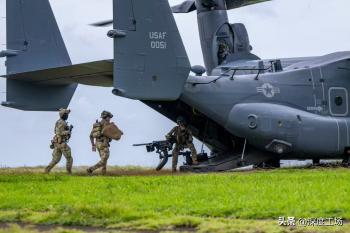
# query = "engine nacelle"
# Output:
<box><xmin>226</xmin><ymin>103</ymin><xmax>345</xmax><ymax>157</ymax></box>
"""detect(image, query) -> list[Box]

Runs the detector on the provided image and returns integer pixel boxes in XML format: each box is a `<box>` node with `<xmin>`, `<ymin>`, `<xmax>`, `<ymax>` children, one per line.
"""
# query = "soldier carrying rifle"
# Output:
<box><xmin>45</xmin><ymin>109</ymin><xmax>74</xmax><ymax>174</ymax></box>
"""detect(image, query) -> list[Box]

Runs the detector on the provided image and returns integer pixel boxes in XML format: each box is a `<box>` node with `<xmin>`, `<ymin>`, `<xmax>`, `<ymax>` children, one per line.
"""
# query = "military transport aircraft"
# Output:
<box><xmin>1</xmin><ymin>0</ymin><xmax>350</xmax><ymax>172</ymax></box>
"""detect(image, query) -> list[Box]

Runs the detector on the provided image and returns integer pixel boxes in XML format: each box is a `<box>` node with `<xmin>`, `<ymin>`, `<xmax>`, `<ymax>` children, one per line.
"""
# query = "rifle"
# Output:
<box><xmin>50</xmin><ymin>124</ymin><xmax>74</xmax><ymax>149</ymax></box>
<box><xmin>66</xmin><ymin>124</ymin><xmax>74</xmax><ymax>141</ymax></box>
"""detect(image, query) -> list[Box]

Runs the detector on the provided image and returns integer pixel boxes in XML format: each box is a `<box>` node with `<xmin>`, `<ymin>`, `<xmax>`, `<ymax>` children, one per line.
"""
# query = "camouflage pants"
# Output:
<box><xmin>89</xmin><ymin>143</ymin><xmax>110</xmax><ymax>175</ymax></box>
<box><xmin>46</xmin><ymin>143</ymin><xmax>73</xmax><ymax>174</ymax></box>
<box><xmin>172</xmin><ymin>142</ymin><xmax>198</xmax><ymax>171</ymax></box>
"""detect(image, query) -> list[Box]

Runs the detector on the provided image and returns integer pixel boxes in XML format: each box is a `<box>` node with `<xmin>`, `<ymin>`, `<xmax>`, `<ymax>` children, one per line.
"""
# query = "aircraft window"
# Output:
<box><xmin>335</xmin><ymin>96</ymin><xmax>343</xmax><ymax>106</ymax></box>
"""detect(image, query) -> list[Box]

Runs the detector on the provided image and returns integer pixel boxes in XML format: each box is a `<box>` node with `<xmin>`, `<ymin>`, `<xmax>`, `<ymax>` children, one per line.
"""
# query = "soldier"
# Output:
<box><xmin>166</xmin><ymin>116</ymin><xmax>198</xmax><ymax>172</ymax></box>
<box><xmin>217</xmin><ymin>40</ymin><xmax>230</xmax><ymax>65</ymax></box>
<box><xmin>87</xmin><ymin>111</ymin><xmax>114</xmax><ymax>175</ymax></box>
<box><xmin>45</xmin><ymin>109</ymin><xmax>73</xmax><ymax>174</ymax></box>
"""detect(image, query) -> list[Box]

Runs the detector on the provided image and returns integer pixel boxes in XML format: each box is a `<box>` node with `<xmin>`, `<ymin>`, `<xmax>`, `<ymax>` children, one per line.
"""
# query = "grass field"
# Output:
<box><xmin>0</xmin><ymin>167</ymin><xmax>349</xmax><ymax>233</ymax></box>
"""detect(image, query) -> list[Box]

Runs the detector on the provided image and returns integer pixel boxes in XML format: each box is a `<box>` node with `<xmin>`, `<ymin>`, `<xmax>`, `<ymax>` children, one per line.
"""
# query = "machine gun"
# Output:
<box><xmin>133</xmin><ymin>140</ymin><xmax>174</xmax><ymax>171</ymax></box>
<box><xmin>134</xmin><ymin>139</ymin><xmax>209</xmax><ymax>171</ymax></box>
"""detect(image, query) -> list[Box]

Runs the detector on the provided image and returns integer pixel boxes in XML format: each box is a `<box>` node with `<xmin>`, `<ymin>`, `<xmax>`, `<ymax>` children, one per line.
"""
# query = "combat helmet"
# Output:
<box><xmin>59</xmin><ymin>108</ymin><xmax>71</xmax><ymax>118</ymax></box>
<box><xmin>101</xmin><ymin>110</ymin><xmax>114</xmax><ymax>119</ymax></box>
<box><xmin>176</xmin><ymin>116</ymin><xmax>187</xmax><ymax>125</ymax></box>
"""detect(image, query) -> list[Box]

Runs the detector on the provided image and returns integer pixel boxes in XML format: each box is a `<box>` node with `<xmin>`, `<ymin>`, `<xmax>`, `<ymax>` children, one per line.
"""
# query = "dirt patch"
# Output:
<box><xmin>0</xmin><ymin>222</ymin><xmax>196</xmax><ymax>233</ymax></box>
<box><xmin>1</xmin><ymin>163</ymin><xmax>348</xmax><ymax>177</ymax></box>
<box><xmin>78</xmin><ymin>169</ymin><xmax>177</xmax><ymax>177</ymax></box>
<box><xmin>0</xmin><ymin>222</ymin><xmax>111</xmax><ymax>232</ymax></box>
<box><xmin>0</xmin><ymin>167</ymin><xmax>189</xmax><ymax>177</ymax></box>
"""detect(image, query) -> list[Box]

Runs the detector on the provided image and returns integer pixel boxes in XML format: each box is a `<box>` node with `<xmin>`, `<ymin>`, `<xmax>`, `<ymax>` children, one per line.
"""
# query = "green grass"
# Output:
<box><xmin>0</xmin><ymin>167</ymin><xmax>349</xmax><ymax>233</ymax></box>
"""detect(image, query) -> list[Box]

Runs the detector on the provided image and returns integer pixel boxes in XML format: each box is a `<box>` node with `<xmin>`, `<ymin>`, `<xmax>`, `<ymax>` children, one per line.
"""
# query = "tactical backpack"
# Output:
<box><xmin>91</xmin><ymin>120</ymin><xmax>103</xmax><ymax>139</ymax></box>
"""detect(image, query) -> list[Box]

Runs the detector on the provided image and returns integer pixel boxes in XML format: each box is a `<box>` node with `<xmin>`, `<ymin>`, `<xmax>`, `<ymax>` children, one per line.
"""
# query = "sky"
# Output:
<box><xmin>0</xmin><ymin>0</ymin><xmax>349</xmax><ymax>168</ymax></box>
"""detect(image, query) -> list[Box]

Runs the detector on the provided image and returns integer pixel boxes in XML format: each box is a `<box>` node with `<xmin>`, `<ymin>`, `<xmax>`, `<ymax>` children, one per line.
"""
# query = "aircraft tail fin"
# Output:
<box><xmin>5</xmin><ymin>0</ymin><xmax>71</xmax><ymax>75</ymax></box>
<box><xmin>112</xmin><ymin>0</ymin><xmax>191</xmax><ymax>100</ymax></box>
<box><xmin>1</xmin><ymin>0</ymin><xmax>76</xmax><ymax>111</ymax></box>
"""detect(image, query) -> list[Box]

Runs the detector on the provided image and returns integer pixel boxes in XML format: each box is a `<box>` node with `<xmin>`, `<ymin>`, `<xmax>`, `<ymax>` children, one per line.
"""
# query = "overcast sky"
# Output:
<box><xmin>0</xmin><ymin>0</ymin><xmax>349</xmax><ymax>168</ymax></box>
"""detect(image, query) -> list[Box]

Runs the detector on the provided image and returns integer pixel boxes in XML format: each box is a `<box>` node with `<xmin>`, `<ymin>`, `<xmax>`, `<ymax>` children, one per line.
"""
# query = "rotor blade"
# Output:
<box><xmin>90</xmin><ymin>19</ymin><xmax>113</xmax><ymax>27</ymax></box>
<box><xmin>171</xmin><ymin>0</ymin><xmax>196</xmax><ymax>13</ymax></box>
<box><xmin>225</xmin><ymin>0</ymin><xmax>271</xmax><ymax>10</ymax></box>
<box><xmin>91</xmin><ymin>0</ymin><xmax>270</xmax><ymax>24</ymax></box>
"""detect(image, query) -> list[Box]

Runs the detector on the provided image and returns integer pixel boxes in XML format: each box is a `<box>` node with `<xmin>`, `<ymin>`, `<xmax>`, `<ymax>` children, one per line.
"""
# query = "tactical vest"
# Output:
<box><xmin>91</xmin><ymin>120</ymin><xmax>111</xmax><ymax>145</ymax></box>
<box><xmin>53</xmin><ymin>120</ymin><xmax>70</xmax><ymax>144</ymax></box>
<box><xmin>174</xmin><ymin>126</ymin><xmax>192</xmax><ymax>145</ymax></box>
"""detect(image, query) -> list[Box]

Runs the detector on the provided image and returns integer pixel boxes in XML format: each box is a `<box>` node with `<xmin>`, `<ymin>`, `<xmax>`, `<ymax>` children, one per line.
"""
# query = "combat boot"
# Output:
<box><xmin>87</xmin><ymin>168</ymin><xmax>93</xmax><ymax>175</ymax></box>
<box><xmin>44</xmin><ymin>167</ymin><xmax>51</xmax><ymax>174</ymax></box>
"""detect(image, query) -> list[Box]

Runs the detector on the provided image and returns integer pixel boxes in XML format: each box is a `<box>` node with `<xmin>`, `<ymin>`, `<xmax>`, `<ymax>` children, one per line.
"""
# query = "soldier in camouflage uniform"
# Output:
<box><xmin>45</xmin><ymin>109</ymin><xmax>73</xmax><ymax>174</ymax></box>
<box><xmin>87</xmin><ymin>111</ymin><xmax>114</xmax><ymax>175</ymax></box>
<box><xmin>217</xmin><ymin>40</ymin><xmax>230</xmax><ymax>65</ymax></box>
<box><xmin>166</xmin><ymin>116</ymin><xmax>198</xmax><ymax>172</ymax></box>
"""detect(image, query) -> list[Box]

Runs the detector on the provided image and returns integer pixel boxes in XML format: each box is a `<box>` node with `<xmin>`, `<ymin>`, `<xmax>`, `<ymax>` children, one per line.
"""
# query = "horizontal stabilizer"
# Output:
<box><xmin>1</xmin><ymin>60</ymin><xmax>113</xmax><ymax>111</ymax></box>
<box><xmin>2</xmin><ymin>60</ymin><xmax>113</xmax><ymax>87</ymax></box>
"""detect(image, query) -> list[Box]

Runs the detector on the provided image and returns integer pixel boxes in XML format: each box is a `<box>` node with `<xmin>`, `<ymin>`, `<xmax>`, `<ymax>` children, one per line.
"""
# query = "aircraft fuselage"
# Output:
<box><xmin>177</xmin><ymin>52</ymin><xmax>350</xmax><ymax>164</ymax></box>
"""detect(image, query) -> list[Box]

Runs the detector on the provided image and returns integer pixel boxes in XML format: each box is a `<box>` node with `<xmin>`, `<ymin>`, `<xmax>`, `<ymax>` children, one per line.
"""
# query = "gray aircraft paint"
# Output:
<box><xmin>1</xmin><ymin>0</ymin><xmax>77</xmax><ymax>111</ymax></box>
<box><xmin>182</xmin><ymin>51</ymin><xmax>350</xmax><ymax>159</ymax></box>
<box><xmin>1</xmin><ymin>0</ymin><xmax>350</xmax><ymax>171</ymax></box>
<box><xmin>112</xmin><ymin>0</ymin><xmax>190</xmax><ymax>100</ymax></box>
